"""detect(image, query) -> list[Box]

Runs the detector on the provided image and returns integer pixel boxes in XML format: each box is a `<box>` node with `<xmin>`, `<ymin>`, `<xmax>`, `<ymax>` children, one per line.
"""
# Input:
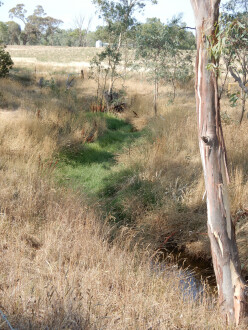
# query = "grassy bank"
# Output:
<box><xmin>0</xmin><ymin>168</ymin><xmax>225</xmax><ymax>329</ymax></box>
<box><xmin>0</xmin><ymin>60</ymin><xmax>248</xmax><ymax>328</ymax></box>
<box><xmin>56</xmin><ymin>89</ymin><xmax>248</xmax><ymax>277</ymax></box>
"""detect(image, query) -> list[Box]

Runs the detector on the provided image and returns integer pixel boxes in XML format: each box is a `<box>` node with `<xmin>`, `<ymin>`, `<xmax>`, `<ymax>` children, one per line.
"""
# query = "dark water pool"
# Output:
<box><xmin>150</xmin><ymin>252</ymin><xmax>216</xmax><ymax>300</ymax></box>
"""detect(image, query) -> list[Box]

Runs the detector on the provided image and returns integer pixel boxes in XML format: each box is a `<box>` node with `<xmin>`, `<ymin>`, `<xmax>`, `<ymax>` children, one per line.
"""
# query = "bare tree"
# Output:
<box><xmin>83</xmin><ymin>17</ymin><xmax>92</xmax><ymax>47</ymax></box>
<box><xmin>74</xmin><ymin>15</ymin><xmax>92</xmax><ymax>47</ymax></box>
<box><xmin>190</xmin><ymin>0</ymin><xmax>247</xmax><ymax>325</ymax></box>
<box><xmin>74</xmin><ymin>14</ymin><xmax>85</xmax><ymax>47</ymax></box>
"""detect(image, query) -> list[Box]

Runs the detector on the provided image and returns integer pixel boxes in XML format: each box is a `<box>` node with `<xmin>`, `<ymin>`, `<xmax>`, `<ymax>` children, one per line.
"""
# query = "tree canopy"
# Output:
<box><xmin>217</xmin><ymin>0</ymin><xmax>248</xmax><ymax>123</ymax></box>
<box><xmin>1</xmin><ymin>1</ymin><xmax>196</xmax><ymax>49</ymax></box>
<box><xmin>8</xmin><ymin>4</ymin><xmax>63</xmax><ymax>45</ymax></box>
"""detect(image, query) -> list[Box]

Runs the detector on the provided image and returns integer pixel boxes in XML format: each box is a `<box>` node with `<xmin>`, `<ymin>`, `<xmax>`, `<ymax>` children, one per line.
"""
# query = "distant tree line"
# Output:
<box><xmin>0</xmin><ymin>3</ymin><xmax>196</xmax><ymax>48</ymax></box>
<box><xmin>89</xmin><ymin>0</ymin><xmax>195</xmax><ymax>113</ymax></box>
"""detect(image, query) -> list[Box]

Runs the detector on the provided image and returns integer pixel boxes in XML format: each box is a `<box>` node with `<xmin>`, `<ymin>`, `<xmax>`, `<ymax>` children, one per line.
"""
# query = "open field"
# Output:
<box><xmin>6</xmin><ymin>45</ymin><xmax>99</xmax><ymax>64</ymax></box>
<box><xmin>0</xmin><ymin>46</ymin><xmax>248</xmax><ymax>328</ymax></box>
<box><xmin>6</xmin><ymin>45</ymin><xmax>102</xmax><ymax>77</ymax></box>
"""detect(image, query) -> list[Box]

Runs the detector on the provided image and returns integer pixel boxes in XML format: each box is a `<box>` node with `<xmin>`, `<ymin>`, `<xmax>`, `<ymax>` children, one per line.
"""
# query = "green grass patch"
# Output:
<box><xmin>57</xmin><ymin>114</ymin><xmax>142</xmax><ymax>193</ymax></box>
<box><xmin>98</xmin><ymin>168</ymin><xmax>158</xmax><ymax>223</ymax></box>
<box><xmin>56</xmin><ymin>113</ymin><xmax>160</xmax><ymax>224</ymax></box>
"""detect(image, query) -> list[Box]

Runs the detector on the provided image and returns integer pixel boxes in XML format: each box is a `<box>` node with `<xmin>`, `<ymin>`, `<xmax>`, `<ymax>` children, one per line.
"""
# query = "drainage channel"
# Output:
<box><xmin>151</xmin><ymin>246</ymin><xmax>217</xmax><ymax>300</ymax></box>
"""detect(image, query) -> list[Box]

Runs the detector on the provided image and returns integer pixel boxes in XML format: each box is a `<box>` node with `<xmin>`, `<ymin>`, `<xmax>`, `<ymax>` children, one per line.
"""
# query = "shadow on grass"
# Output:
<box><xmin>7</xmin><ymin>310</ymin><xmax>91</xmax><ymax>330</ymax></box>
<box><xmin>105</xmin><ymin>115</ymin><xmax>132</xmax><ymax>130</ymax></box>
<box><xmin>60</xmin><ymin>145</ymin><xmax>115</xmax><ymax>166</ymax></box>
<box><xmin>57</xmin><ymin>114</ymin><xmax>144</xmax><ymax>197</ymax></box>
<box><xmin>60</xmin><ymin>115</ymin><xmax>142</xmax><ymax>168</ymax></box>
<box><xmin>95</xmin><ymin>155</ymin><xmax>206</xmax><ymax>228</ymax></box>
<box><xmin>10</xmin><ymin>67</ymin><xmax>34</xmax><ymax>86</ymax></box>
<box><xmin>97</xmin><ymin>167</ymin><xmax>159</xmax><ymax>224</ymax></box>
<box><xmin>85</xmin><ymin>112</ymin><xmax>137</xmax><ymax>131</ymax></box>
<box><xmin>97</xmin><ymin>128</ymin><xmax>141</xmax><ymax>151</ymax></box>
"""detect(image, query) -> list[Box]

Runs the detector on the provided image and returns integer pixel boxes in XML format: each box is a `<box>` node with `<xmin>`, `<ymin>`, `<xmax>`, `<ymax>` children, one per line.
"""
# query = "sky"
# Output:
<box><xmin>1</xmin><ymin>0</ymin><xmax>197</xmax><ymax>30</ymax></box>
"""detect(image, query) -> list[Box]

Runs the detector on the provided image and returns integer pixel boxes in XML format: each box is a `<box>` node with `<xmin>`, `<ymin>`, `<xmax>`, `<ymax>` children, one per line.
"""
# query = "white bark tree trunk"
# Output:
<box><xmin>190</xmin><ymin>0</ymin><xmax>248</xmax><ymax>325</ymax></box>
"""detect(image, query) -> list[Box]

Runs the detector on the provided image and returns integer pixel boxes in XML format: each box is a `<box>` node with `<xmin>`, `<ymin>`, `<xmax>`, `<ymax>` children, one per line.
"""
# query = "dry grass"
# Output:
<box><xmin>115</xmin><ymin>86</ymin><xmax>248</xmax><ymax>272</ymax></box>
<box><xmin>0</xmin><ymin>55</ymin><xmax>248</xmax><ymax>328</ymax></box>
<box><xmin>7</xmin><ymin>45</ymin><xmax>99</xmax><ymax>64</ymax></box>
<box><xmin>0</xmin><ymin>168</ymin><xmax>228</xmax><ymax>329</ymax></box>
<box><xmin>5</xmin><ymin>45</ymin><xmax>102</xmax><ymax>81</ymax></box>
<box><xmin>0</xmin><ymin>137</ymin><xmax>231</xmax><ymax>329</ymax></box>
<box><xmin>115</xmin><ymin>92</ymin><xmax>208</xmax><ymax>256</ymax></box>
<box><xmin>0</xmin><ymin>80</ymin><xmax>229</xmax><ymax>330</ymax></box>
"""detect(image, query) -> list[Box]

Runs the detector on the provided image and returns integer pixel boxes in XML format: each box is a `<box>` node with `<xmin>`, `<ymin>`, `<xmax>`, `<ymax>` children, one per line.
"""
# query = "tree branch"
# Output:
<box><xmin>219</xmin><ymin>55</ymin><xmax>232</xmax><ymax>99</ymax></box>
<box><xmin>179</xmin><ymin>26</ymin><xmax>196</xmax><ymax>30</ymax></box>
<box><xmin>229</xmin><ymin>67</ymin><xmax>248</xmax><ymax>94</ymax></box>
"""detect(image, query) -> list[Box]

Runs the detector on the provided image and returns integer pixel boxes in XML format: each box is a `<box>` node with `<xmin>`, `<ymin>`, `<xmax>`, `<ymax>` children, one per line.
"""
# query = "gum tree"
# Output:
<box><xmin>136</xmin><ymin>18</ymin><xmax>171</xmax><ymax>116</ymax></box>
<box><xmin>190</xmin><ymin>0</ymin><xmax>247</xmax><ymax>325</ymax></box>
<box><xmin>135</xmin><ymin>18</ymin><xmax>193</xmax><ymax>114</ymax></box>
<box><xmin>9</xmin><ymin>4</ymin><xmax>62</xmax><ymax>45</ymax></box>
<box><xmin>92</xmin><ymin>0</ymin><xmax>158</xmax><ymax>46</ymax></box>
<box><xmin>91</xmin><ymin>0</ymin><xmax>157</xmax><ymax>102</ymax></box>
<box><xmin>135</xmin><ymin>18</ymin><xmax>172</xmax><ymax>115</ymax></box>
<box><xmin>219</xmin><ymin>0</ymin><xmax>248</xmax><ymax>123</ymax></box>
<box><xmin>6</xmin><ymin>21</ymin><xmax>21</xmax><ymax>45</ymax></box>
<box><xmin>0</xmin><ymin>22</ymin><xmax>9</xmax><ymax>44</ymax></box>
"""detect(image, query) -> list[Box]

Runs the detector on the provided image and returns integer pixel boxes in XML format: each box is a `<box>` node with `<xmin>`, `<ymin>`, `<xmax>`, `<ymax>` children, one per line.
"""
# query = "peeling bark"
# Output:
<box><xmin>190</xmin><ymin>0</ymin><xmax>248</xmax><ymax>325</ymax></box>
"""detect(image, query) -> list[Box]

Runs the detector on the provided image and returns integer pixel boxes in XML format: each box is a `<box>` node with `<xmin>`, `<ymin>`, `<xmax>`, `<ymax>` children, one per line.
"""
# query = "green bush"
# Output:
<box><xmin>0</xmin><ymin>46</ymin><xmax>14</xmax><ymax>77</ymax></box>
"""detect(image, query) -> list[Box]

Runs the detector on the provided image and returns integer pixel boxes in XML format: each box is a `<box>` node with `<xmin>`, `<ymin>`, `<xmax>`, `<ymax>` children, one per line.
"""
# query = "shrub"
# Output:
<box><xmin>0</xmin><ymin>46</ymin><xmax>14</xmax><ymax>77</ymax></box>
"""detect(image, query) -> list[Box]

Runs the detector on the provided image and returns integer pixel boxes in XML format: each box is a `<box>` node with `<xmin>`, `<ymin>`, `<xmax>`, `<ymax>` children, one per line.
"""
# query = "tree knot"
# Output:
<box><xmin>201</xmin><ymin>135</ymin><xmax>214</xmax><ymax>146</ymax></box>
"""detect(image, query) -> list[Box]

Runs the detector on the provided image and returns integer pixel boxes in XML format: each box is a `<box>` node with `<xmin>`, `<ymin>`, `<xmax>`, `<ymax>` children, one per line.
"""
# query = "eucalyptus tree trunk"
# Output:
<box><xmin>190</xmin><ymin>0</ymin><xmax>247</xmax><ymax>325</ymax></box>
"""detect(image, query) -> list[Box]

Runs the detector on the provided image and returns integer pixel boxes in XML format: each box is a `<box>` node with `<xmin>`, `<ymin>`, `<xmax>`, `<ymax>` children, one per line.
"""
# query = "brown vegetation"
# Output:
<box><xmin>0</xmin><ymin>56</ymin><xmax>248</xmax><ymax>328</ymax></box>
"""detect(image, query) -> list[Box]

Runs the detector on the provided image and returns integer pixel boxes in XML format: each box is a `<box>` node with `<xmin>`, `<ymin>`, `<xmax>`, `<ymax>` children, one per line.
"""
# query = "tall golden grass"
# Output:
<box><xmin>117</xmin><ymin>88</ymin><xmax>248</xmax><ymax>272</ymax></box>
<box><xmin>0</xmin><ymin>61</ymin><xmax>247</xmax><ymax>328</ymax></box>
<box><xmin>0</xmin><ymin>170</ymin><xmax>227</xmax><ymax>329</ymax></box>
